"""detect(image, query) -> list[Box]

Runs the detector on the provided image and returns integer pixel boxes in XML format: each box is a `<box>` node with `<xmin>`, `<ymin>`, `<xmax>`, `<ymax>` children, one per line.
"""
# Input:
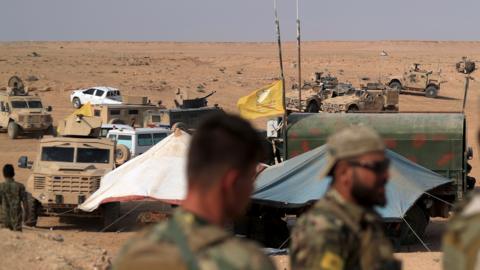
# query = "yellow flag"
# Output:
<box><xmin>237</xmin><ymin>80</ymin><xmax>284</xmax><ymax>120</ymax></box>
<box><xmin>72</xmin><ymin>102</ymin><xmax>93</xmax><ymax>117</ymax></box>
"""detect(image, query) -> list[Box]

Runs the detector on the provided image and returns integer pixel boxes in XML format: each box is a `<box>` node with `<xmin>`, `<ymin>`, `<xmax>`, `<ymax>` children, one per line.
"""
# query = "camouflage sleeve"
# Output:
<box><xmin>290</xmin><ymin>214</ymin><xmax>349</xmax><ymax>270</ymax></box>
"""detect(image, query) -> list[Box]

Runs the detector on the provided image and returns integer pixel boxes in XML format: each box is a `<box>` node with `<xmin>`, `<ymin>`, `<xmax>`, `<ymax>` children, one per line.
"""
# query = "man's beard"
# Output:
<box><xmin>351</xmin><ymin>170</ymin><xmax>387</xmax><ymax>208</ymax></box>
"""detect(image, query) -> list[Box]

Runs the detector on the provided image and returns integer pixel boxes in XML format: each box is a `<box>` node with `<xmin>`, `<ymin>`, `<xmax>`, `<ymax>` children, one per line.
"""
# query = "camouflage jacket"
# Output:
<box><xmin>290</xmin><ymin>189</ymin><xmax>400</xmax><ymax>270</ymax></box>
<box><xmin>443</xmin><ymin>192</ymin><xmax>480</xmax><ymax>270</ymax></box>
<box><xmin>113</xmin><ymin>208</ymin><xmax>275</xmax><ymax>270</ymax></box>
<box><xmin>0</xmin><ymin>177</ymin><xmax>26</xmax><ymax>231</ymax></box>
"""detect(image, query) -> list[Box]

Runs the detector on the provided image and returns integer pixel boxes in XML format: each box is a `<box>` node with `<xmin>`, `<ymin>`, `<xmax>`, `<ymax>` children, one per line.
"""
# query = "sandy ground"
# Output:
<box><xmin>0</xmin><ymin>41</ymin><xmax>479</xmax><ymax>269</ymax></box>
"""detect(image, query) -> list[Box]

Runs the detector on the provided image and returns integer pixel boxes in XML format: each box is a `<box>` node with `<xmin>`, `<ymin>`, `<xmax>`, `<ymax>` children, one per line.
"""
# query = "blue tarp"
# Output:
<box><xmin>252</xmin><ymin>145</ymin><xmax>452</xmax><ymax>219</ymax></box>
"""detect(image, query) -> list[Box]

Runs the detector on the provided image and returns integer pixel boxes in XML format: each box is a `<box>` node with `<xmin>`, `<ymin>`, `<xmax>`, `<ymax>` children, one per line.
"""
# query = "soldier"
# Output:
<box><xmin>113</xmin><ymin>113</ymin><xmax>275</xmax><ymax>270</ymax></box>
<box><xmin>0</xmin><ymin>164</ymin><xmax>26</xmax><ymax>231</ymax></box>
<box><xmin>290</xmin><ymin>126</ymin><xmax>401</xmax><ymax>270</ymax></box>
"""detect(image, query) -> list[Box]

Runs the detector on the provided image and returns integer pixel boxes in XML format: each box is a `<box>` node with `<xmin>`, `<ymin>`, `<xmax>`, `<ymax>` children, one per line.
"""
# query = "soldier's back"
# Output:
<box><xmin>0</xmin><ymin>178</ymin><xmax>25</xmax><ymax>231</ymax></box>
<box><xmin>113</xmin><ymin>208</ymin><xmax>275</xmax><ymax>270</ymax></box>
<box><xmin>290</xmin><ymin>190</ymin><xmax>399</xmax><ymax>270</ymax></box>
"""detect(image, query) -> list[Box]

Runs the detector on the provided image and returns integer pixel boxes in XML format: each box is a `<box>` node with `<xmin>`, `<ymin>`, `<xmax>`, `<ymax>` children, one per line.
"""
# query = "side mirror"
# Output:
<box><xmin>18</xmin><ymin>156</ymin><xmax>31</xmax><ymax>169</ymax></box>
<box><xmin>46</xmin><ymin>106</ymin><xmax>53</xmax><ymax>112</ymax></box>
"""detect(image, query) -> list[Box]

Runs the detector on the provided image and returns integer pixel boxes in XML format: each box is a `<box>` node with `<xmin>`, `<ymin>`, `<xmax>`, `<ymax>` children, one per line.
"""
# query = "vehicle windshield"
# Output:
<box><xmin>11</xmin><ymin>100</ymin><xmax>43</xmax><ymax>109</ymax></box>
<box><xmin>77</xmin><ymin>148</ymin><xmax>110</xmax><ymax>164</ymax></box>
<box><xmin>41</xmin><ymin>147</ymin><xmax>74</xmax><ymax>162</ymax></box>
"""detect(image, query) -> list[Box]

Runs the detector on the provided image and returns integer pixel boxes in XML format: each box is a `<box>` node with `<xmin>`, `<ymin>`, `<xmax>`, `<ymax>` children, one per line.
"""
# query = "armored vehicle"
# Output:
<box><xmin>18</xmin><ymin>114</ymin><xmax>119</xmax><ymax>229</ymax></box>
<box><xmin>386</xmin><ymin>63</ymin><xmax>443</xmax><ymax>98</ymax></box>
<box><xmin>456</xmin><ymin>57</ymin><xmax>476</xmax><ymax>74</ymax></box>
<box><xmin>145</xmin><ymin>90</ymin><xmax>223</xmax><ymax>130</ymax></box>
<box><xmin>91</xmin><ymin>96</ymin><xmax>157</xmax><ymax>127</ymax></box>
<box><xmin>320</xmin><ymin>87</ymin><xmax>399</xmax><ymax>113</ymax></box>
<box><xmin>0</xmin><ymin>76</ymin><xmax>53</xmax><ymax>139</ymax></box>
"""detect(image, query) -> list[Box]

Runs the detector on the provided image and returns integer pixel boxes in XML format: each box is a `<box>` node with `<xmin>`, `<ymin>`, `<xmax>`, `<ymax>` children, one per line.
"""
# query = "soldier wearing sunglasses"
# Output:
<box><xmin>290</xmin><ymin>126</ymin><xmax>401</xmax><ymax>270</ymax></box>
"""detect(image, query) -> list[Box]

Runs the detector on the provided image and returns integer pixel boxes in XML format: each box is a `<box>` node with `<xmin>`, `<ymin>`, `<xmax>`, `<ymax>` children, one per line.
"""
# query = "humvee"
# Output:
<box><xmin>386</xmin><ymin>63</ymin><xmax>443</xmax><ymax>98</ymax></box>
<box><xmin>320</xmin><ymin>87</ymin><xmax>399</xmax><ymax>113</ymax></box>
<box><xmin>18</xmin><ymin>114</ymin><xmax>119</xmax><ymax>230</ymax></box>
<box><xmin>91</xmin><ymin>96</ymin><xmax>157</xmax><ymax>127</ymax></box>
<box><xmin>0</xmin><ymin>76</ymin><xmax>53</xmax><ymax>139</ymax></box>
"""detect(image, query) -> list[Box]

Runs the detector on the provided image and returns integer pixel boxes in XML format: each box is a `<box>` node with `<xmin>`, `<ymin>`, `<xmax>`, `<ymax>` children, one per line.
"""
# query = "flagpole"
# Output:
<box><xmin>296</xmin><ymin>0</ymin><xmax>302</xmax><ymax>112</ymax></box>
<box><xmin>274</xmin><ymin>0</ymin><xmax>287</xmax><ymax>159</ymax></box>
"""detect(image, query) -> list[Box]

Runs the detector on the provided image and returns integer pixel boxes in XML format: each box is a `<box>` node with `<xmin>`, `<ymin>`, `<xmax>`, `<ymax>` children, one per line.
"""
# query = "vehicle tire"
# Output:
<box><xmin>306</xmin><ymin>101</ymin><xmax>320</xmax><ymax>113</ymax></box>
<box><xmin>44</xmin><ymin>125</ymin><xmax>56</xmax><ymax>137</ymax></box>
<box><xmin>72</xmin><ymin>97</ymin><xmax>82</xmax><ymax>109</ymax></box>
<box><xmin>115</xmin><ymin>144</ymin><xmax>131</xmax><ymax>165</ymax></box>
<box><xmin>384</xmin><ymin>105</ymin><xmax>398</xmax><ymax>112</ymax></box>
<box><xmin>7</xmin><ymin>121</ymin><xmax>20</xmax><ymax>139</ymax></box>
<box><xmin>347</xmin><ymin>105</ymin><xmax>359</xmax><ymax>113</ymax></box>
<box><xmin>24</xmin><ymin>192</ymin><xmax>39</xmax><ymax>227</ymax></box>
<box><xmin>101</xmin><ymin>202</ymin><xmax>121</xmax><ymax>232</ymax></box>
<box><xmin>425</xmin><ymin>85</ymin><xmax>438</xmax><ymax>98</ymax></box>
<box><xmin>389</xmin><ymin>81</ymin><xmax>402</xmax><ymax>91</ymax></box>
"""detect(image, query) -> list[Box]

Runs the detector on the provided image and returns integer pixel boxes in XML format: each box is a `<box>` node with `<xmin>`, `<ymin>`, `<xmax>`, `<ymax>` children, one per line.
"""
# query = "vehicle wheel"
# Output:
<box><xmin>384</xmin><ymin>105</ymin><xmax>398</xmax><ymax>112</ymax></box>
<box><xmin>7</xmin><ymin>121</ymin><xmax>20</xmax><ymax>139</ymax></box>
<box><xmin>115</xmin><ymin>144</ymin><xmax>131</xmax><ymax>165</ymax></box>
<box><xmin>306</xmin><ymin>101</ymin><xmax>320</xmax><ymax>113</ymax></box>
<box><xmin>347</xmin><ymin>105</ymin><xmax>359</xmax><ymax>113</ymax></box>
<box><xmin>72</xmin><ymin>97</ymin><xmax>82</xmax><ymax>108</ymax></box>
<box><xmin>389</xmin><ymin>81</ymin><xmax>402</xmax><ymax>91</ymax></box>
<box><xmin>101</xmin><ymin>202</ymin><xmax>121</xmax><ymax>232</ymax></box>
<box><xmin>44</xmin><ymin>125</ymin><xmax>56</xmax><ymax>137</ymax></box>
<box><xmin>425</xmin><ymin>86</ymin><xmax>438</xmax><ymax>98</ymax></box>
<box><xmin>24</xmin><ymin>192</ymin><xmax>39</xmax><ymax>227</ymax></box>
<box><xmin>398</xmin><ymin>204</ymin><xmax>430</xmax><ymax>245</ymax></box>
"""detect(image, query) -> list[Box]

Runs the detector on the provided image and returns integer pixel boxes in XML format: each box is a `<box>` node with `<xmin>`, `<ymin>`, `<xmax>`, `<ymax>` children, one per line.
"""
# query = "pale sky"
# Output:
<box><xmin>1</xmin><ymin>0</ymin><xmax>479</xmax><ymax>41</ymax></box>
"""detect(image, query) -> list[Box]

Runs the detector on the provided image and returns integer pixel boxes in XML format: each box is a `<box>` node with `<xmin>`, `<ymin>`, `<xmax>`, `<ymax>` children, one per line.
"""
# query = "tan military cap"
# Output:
<box><xmin>319</xmin><ymin>125</ymin><xmax>385</xmax><ymax>179</ymax></box>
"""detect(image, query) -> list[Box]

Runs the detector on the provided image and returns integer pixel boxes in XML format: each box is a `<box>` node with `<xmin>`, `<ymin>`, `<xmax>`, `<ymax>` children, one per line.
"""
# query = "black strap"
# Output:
<box><xmin>166</xmin><ymin>219</ymin><xmax>201</xmax><ymax>270</ymax></box>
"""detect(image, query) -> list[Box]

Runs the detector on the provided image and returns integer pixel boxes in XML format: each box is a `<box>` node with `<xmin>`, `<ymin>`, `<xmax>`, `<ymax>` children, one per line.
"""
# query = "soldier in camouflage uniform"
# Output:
<box><xmin>0</xmin><ymin>164</ymin><xmax>26</xmax><ymax>231</ymax></box>
<box><xmin>290</xmin><ymin>126</ymin><xmax>401</xmax><ymax>270</ymax></box>
<box><xmin>113</xmin><ymin>113</ymin><xmax>275</xmax><ymax>270</ymax></box>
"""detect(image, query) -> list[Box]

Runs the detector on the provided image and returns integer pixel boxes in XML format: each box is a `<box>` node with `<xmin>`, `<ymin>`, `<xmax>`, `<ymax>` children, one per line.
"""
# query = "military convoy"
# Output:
<box><xmin>18</xmin><ymin>113</ymin><xmax>120</xmax><ymax>229</ymax></box>
<box><xmin>386</xmin><ymin>63</ymin><xmax>443</xmax><ymax>98</ymax></box>
<box><xmin>0</xmin><ymin>76</ymin><xmax>54</xmax><ymax>139</ymax></box>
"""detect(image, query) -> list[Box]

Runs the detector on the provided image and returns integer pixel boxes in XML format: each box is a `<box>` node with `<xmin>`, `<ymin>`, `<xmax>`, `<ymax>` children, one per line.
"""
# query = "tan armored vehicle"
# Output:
<box><xmin>18</xmin><ymin>114</ymin><xmax>119</xmax><ymax>230</ymax></box>
<box><xmin>0</xmin><ymin>76</ymin><xmax>53</xmax><ymax>139</ymax></box>
<box><xmin>91</xmin><ymin>96</ymin><xmax>157</xmax><ymax>127</ymax></box>
<box><xmin>386</xmin><ymin>63</ymin><xmax>442</xmax><ymax>98</ymax></box>
<box><xmin>320</xmin><ymin>87</ymin><xmax>399</xmax><ymax>113</ymax></box>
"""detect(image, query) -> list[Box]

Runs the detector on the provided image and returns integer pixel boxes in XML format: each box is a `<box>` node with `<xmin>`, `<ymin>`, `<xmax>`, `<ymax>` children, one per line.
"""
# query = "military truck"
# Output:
<box><xmin>320</xmin><ymin>87</ymin><xmax>399</xmax><ymax>113</ymax></box>
<box><xmin>144</xmin><ymin>90</ymin><xmax>223</xmax><ymax>130</ymax></box>
<box><xmin>18</xmin><ymin>114</ymin><xmax>119</xmax><ymax>230</ymax></box>
<box><xmin>282</xmin><ymin>112</ymin><xmax>472</xmax><ymax>243</ymax></box>
<box><xmin>386</xmin><ymin>63</ymin><xmax>443</xmax><ymax>98</ymax></box>
<box><xmin>91</xmin><ymin>96</ymin><xmax>157</xmax><ymax>127</ymax></box>
<box><xmin>0</xmin><ymin>76</ymin><xmax>53</xmax><ymax>139</ymax></box>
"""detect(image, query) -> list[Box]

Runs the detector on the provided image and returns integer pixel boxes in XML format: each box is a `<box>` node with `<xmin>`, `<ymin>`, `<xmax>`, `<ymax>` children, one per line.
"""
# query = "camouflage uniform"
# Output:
<box><xmin>0</xmin><ymin>177</ymin><xmax>26</xmax><ymax>231</ymax></box>
<box><xmin>290</xmin><ymin>189</ymin><xmax>400</xmax><ymax>270</ymax></box>
<box><xmin>113</xmin><ymin>208</ymin><xmax>275</xmax><ymax>270</ymax></box>
<box><xmin>443</xmin><ymin>191</ymin><xmax>480</xmax><ymax>270</ymax></box>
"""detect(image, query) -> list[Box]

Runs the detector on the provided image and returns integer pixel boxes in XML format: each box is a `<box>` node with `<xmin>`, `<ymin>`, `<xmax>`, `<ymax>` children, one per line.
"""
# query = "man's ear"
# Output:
<box><xmin>220</xmin><ymin>169</ymin><xmax>240</xmax><ymax>191</ymax></box>
<box><xmin>334</xmin><ymin>161</ymin><xmax>351</xmax><ymax>184</ymax></box>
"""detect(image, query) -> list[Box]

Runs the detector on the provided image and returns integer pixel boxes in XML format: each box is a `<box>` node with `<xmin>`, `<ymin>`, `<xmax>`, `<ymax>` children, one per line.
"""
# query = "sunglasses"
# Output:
<box><xmin>348</xmin><ymin>159</ymin><xmax>390</xmax><ymax>174</ymax></box>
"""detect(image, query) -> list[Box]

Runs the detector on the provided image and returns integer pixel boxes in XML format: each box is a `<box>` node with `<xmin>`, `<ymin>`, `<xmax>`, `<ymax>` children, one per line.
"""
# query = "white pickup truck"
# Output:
<box><xmin>70</xmin><ymin>86</ymin><xmax>122</xmax><ymax>108</ymax></box>
<box><xmin>107</xmin><ymin>127</ymin><xmax>172</xmax><ymax>165</ymax></box>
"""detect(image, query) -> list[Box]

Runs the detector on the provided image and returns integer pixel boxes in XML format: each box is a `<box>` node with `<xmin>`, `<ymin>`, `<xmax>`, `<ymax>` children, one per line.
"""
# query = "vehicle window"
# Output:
<box><xmin>99</xmin><ymin>129</ymin><xmax>109</xmax><ymax>138</ymax></box>
<box><xmin>128</xmin><ymin>110</ymin><xmax>139</xmax><ymax>115</ymax></box>
<box><xmin>27</xmin><ymin>101</ymin><xmax>43</xmax><ymax>108</ymax></box>
<box><xmin>137</xmin><ymin>134</ymin><xmax>153</xmax><ymax>146</ymax></box>
<box><xmin>108</xmin><ymin>134</ymin><xmax>117</xmax><ymax>141</ymax></box>
<box><xmin>153</xmin><ymin>133</ymin><xmax>168</xmax><ymax>144</ymax></box>
<box><xmin>117</xmin><ymin>135</ymin><xmax>132</xmax><ymax>149</ymax></box>
<box><xmin>83</xmin><ymin>89</ymin><xmax>95</xmax><ymax>95</ymax></box>
<box><xmin>77</xmin><ymin>148</ymin><xmax>110</xmax><ymax>164</ymax></box>
<box><xmin>94</xmin><ymin>110</ymin><xmax>101</xmax><ymax>117</ymax></box>
<box><xmin>95</xmin><ymin>90</ymin><xmax>105</xmax><ymax>97</ymax></box>
<box><xmin>11</xmin><ymin>101</ymin><xmax>28</xmax><ymax>108</ymax></box>
<box><xmin>109</xmin><ymin>110</ymin><xmax>120</xmax><ymax>116</ymax></box>
<box><xmin>151</xmin><ymin>115</ymin><xmax>161</xmax><ymax>123</ymax></box>
<box><xmin>41</xmin><ymin>147</ymin><xmax>74</xmax><ymax>162</ymax></box>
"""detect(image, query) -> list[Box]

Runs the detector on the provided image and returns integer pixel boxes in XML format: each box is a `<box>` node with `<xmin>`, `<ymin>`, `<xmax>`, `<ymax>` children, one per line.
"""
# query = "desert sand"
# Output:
<box><xmin>0</xmin><ymin>41</ymin><xmax>479</xmax><ymax>269</ymax></box>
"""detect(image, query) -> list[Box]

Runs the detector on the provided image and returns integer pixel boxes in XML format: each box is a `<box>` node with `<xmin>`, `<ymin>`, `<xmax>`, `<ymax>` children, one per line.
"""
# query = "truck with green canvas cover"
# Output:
<box><xmin>284</xmin><ymin>112</ymin><xmax>471</xmax><ymax>243</ymax></box>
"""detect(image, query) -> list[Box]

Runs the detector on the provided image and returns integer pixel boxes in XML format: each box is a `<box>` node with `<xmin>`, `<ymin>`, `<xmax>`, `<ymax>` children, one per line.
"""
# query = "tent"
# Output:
<box><xmin>79</xmin><ymin>130</ymin><xmax>190</xmax><ymax>212</ymax></box>
<box><xmin>252</xmin><ymin>145</ymin><xmax>452</xmax><ymax>219</ymax></box>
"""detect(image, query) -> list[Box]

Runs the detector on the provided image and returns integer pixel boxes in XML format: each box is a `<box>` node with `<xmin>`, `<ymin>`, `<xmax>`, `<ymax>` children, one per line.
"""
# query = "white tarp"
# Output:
<box><xmin>79</xmin><ymin>131</ymin><xmax>190</xmax><ymax>212</ymax></box>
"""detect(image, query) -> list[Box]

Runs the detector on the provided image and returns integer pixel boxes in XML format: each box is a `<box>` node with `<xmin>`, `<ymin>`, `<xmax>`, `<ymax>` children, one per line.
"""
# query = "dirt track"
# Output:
<box><xmin>1</xmin><ymin>41</ymin><xmax>479</xmax><ymax>269</ymax></box>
